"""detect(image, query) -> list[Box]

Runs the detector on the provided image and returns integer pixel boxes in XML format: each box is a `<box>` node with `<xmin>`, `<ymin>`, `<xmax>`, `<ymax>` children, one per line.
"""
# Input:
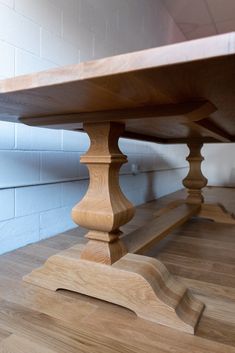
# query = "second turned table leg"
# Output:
<box><xmin>183</xmin><ymin>142</ymin><xmax>235</xmax><ymax>223</ymax></box>
<box><xmin>183</xmin><ymin>142</ymin><xmax>208</xmax><ymax>205</ymax></box>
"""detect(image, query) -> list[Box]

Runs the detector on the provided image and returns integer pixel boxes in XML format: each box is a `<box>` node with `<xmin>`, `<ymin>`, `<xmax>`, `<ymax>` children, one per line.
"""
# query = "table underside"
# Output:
<box><xmin>0</xmin><ymin>33</ymin><xmax>235</xmax><ymax>144</ymax></box>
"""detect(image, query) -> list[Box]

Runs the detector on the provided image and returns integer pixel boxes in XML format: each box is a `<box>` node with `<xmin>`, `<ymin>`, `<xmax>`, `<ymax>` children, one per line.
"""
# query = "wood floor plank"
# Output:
<box><xmin>0</xmin><ymin>258</ymin><xmax>33</xmax><ymax>279</ymax></box>
<box><xmin>174</xmin><ymin>222</ymin><xmax>235</xmax><ymax>243</ymax></box>
<box><xmin>159</xmin><ymin>240</ymin><xmax>235</xmax><ymax>265</ymax></box>
<box><xmin>81</xmin><ymin>305</ymin><xmax>235</xmax><ymax>353</ymax></box>
<box><xmin>0</xmin><ymin>335</ymin><xmax>57</xmax><ymax>353</ymax></box>
<box><xmin>173</xmin><ymin>234</ymin><xmax>235</xmax><ymax>251</ymax></box>
<box><xmin>163</xmin><ymin>262</ymin><xmax>235</xmax><ymax>288</ymax></box>
<box><xmin>0</xmin><ymin>276</ymin><xmax>97</xmax><ymax>327</ymax></box>
<box><xmin>197</xmin><ymin>317</ymin><xmax>235</xmax><ymax>347</ymax></box>
<box><xmin>0</xmin><ymin>300</ymin><xmax>151</xmax><ymax>353</ymax></box>
<box><xmin>196</xmin><ymin>294</ymin><xmax>235</xmax><ymax>325</ymax></box>
<box><xmin>39</xmin><ymin>234</ymin><xmax>85</xmax><ymax>251</ymax></box>
<box><xmin>175</xmin><ymin>276</ymin><xmax>235</xmax><ymax>302</ymax></box>
<box><xmin>158</xmin><ymin>252</ymin><xmax>235</xmax><ymax>277</ymax></box>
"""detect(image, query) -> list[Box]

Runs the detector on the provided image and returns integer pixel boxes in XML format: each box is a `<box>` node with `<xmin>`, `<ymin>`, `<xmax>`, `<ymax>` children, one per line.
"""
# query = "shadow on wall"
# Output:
<box><xmin>202</xmin><ymin>144</ymin><xmax>235</xmax><ymax>187</ymax></box>
<box><xmin>143</xmin><ymin>166</ymin><xmax>186</xmax><ymax>202</ymax></box>
<box><xmin>120</xmin><ymin>142</ymin><xmax>188</xmax><ymax>206</ymax></box>
<box><xmin>0</xmin><ymin>138</ymin><xmax>188</xmax><ymax>209</ymax></box>
<box><xmin>0</xmin><ymin>148</ymin><xmax>85</xmax><ymax>188</ymax></box>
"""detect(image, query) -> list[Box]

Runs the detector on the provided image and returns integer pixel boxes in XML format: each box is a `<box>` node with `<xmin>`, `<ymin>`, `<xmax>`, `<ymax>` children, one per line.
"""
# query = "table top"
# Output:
<box><xmin>0</xmin><ymin>32</ymin><xmax>235</xmax><ymax>144</ymax></box>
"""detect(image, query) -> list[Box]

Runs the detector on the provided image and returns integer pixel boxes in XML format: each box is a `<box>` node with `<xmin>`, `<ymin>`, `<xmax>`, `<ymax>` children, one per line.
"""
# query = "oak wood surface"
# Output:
<box><xmin>0</xmin><ymin>33</ymin><xmax>235</xmax><ymax>143</ymax></box>
<box><xmin>72</xmin><ymin>122</ymin><xmax>135</xmax><ymax>265</ymax></box>
<box><xmin>24</xmin><ymin>244</ymin><xmax>204</xmax><ymax>334</ymax></box>
<box><xmin>123</xmin><ymin>203</ymin><xmax>199</xmax><ymax>254</ymax></box>
<box><xmin>183</xmin><ymin>142</ymin><xmax>208</xmax><ymax>204</ymax></box>
<box><xmin>0</xmin><ymin>187</ymin><xmax>235</xmax><ymax>352</ymax></box>
<box><xmin>24</xmin><ymin>121</ymin><xmax>207</xmax><ymax>334</ymax></box>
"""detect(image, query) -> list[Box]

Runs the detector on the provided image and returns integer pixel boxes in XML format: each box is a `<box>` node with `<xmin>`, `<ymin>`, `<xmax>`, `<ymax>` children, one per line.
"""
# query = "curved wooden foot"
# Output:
<box><xmin>198</xmin><ymin>203</ymin><xmax>235</xmax><ymax>224</ymax></box>
<box><xmin>24</xmin><ymin>245</ymin><xmax>204</xmax><ymax>334</ymax></box>
<box><xmin>199</xmin><ymin>203</ymin><xmax>235</xmax><ymax>224</ymax></box>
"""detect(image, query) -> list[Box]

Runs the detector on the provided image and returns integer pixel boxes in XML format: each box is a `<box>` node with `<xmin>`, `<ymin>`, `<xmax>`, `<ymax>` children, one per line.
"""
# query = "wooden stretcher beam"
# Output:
<box><xmin>123</xmin><ymin>204</ymin><xmax>200</xmax><ymax>255</ymax></box>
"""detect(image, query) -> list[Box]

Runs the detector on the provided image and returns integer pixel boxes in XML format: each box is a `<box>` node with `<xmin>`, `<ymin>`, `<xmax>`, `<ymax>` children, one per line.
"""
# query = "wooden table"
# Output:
<box><xmin>1</xmin><ymin>32</ymin><xmax>235</xmax><ymax>335</ymax></box>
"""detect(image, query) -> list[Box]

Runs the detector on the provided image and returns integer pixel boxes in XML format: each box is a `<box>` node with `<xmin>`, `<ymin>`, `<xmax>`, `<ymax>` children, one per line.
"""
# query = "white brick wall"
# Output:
<box><xmin>0</xmin><ymin>0</ymin><xmax>188</xmax><ymax>254</ymax></box>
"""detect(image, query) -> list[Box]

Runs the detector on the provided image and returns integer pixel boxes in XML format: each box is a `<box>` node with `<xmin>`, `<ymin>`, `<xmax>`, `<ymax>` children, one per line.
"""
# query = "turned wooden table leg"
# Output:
<box><xmin>183</xmin><ymin>142</ymin><xmax>208</xmax><ymax>205</ymax></box>
<box><xmin>24</xmin><ymin>121</ymin><xmax>204</xmax><ymax>334</ymax></box>
<box><xmin>72</xmin><ymin>122</ymin><xmax>135</xmax><ymax>265</ymax></box>
<box><xmin>183</xmin><ymin>142</ymin><xmax>235</xmax><ymax>223</ymax></box>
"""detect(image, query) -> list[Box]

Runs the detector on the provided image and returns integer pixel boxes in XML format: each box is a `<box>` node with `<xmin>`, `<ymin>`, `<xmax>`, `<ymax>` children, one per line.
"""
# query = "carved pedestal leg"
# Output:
<box><xmin>24</xmin><ymin>122</ymin><xmax>204</xmax><ymax>334</ymax></box>
<box><xmin>154</xmin><ymin>142</ymin><xmax>208</xmax><ymax>216</ymax></box>
<box><xmin>183</xmin><ymin>142</ymin><xmax>208</xmax><ymax>205</ymax></box>
<box><xmin>199</xmin><ymin>202</ymin><xmax>235</xmax><ymax>224</ymax></box>
<box><xmin>183</xmin><ymin>142</ymin><xmax>235</xmax><ymax>223</ymax></box>
<box><xmin>72</xmin><ymin>122</ymin><xmax>135</xmax><ymax>265</ymax></box>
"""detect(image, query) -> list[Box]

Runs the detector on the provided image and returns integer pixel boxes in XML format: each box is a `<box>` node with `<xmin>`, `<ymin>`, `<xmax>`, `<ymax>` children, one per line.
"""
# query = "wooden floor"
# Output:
<box><xmin>0</xmin><ymin>187</ymin><xmax>234</xmax><ymax>352</ymax></box>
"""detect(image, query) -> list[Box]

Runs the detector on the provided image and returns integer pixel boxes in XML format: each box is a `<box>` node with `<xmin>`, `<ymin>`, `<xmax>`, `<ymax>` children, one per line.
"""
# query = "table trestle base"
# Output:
<box><xmin>24</xmin><ymin>244</ymin><xmax>204</xmax><ymax>334</ymax></box>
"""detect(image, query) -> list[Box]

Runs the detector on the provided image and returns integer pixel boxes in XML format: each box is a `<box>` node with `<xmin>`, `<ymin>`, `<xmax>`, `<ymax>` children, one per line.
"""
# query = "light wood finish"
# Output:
<box><xmin>0</xmin><ymin>33</ymin><xmax>235</xmax><ymax>143</ymax></box>
<box><xmin>123</xmin><ymin>203</ymin><xmax>200</xmax><ymax>254</ymax></box>
<box><xmin>24</xmin><ymin>120</ymin><xmax>205</xmax><ymax>333</ymax></box>
<box><xmin>1</xmin><ymin>33</ymin><xmax>235</xmax><ymax>337</ymax></box>
<box><xmin>188</xmin><ymin>118</ymin><xmax>232</xmax><ymax>143</ymax></box>
<box><xmin>24</xmin><ymin>244</ymin><xmax>204</xmax><ymax>334</ymax></box>
<box><xmin>181</xmin><ymin>142</ymin><xmax>235</xmax><ymax>223</ymax></box>
<box><xmin>23</xmin><ymin>126</ymin><xmax>234</xmax><ymax>334</ymax></box>
<box><xmin>0</xmin><ymin>335</ymin><xmax>57</xmax><ymax>353</ymax></box>
<box><xmin>71</xmin><ymin>122</ymin><xmax>134</xmax><ymax>265</ymax></box>
<box><xmin>20</xmin><ymin>100</ymin><xmax>215</xmax><ymax>127</ymax></box>
<box><xmin>183</xmin><ymin>142</ymin><xmax>208</xmax><ymax>204</ymax></box>
<box><xmin>0</xmin><ymin>188</ymin><xmax>235</xmax><ymax>352</ymax></box>
<box><xmin>20</xmin><ymin>100</ymin><xmax>220</xmax><ymax>144</ymax></box>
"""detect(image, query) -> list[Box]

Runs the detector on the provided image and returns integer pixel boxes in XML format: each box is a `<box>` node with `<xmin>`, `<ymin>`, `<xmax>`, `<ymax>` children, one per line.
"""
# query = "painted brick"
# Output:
<box><xmin>120</xmin><ymin>167</ymin><xmax>186</xmax><ymax>207</ymax></box>
<box><xmin>119</xmin><ymin>139</ymin><xmax>149</xmax><ymax>155</ymax></box>
<box><xmin>0</xmin><ymin>3</ymin><xmax>40</xmax><ymax>54</ymax></box>
<box><xmin>15</xmin><ymin>184</ymin><xmax>62</xmax><ymax>217</ymax></box>
<box><xmin>40</xmin><ymin>152</ymin><xmax>80</xmax><ymax>182</ymax></box>
<box><xmin>62</xmin><ymin>131</ymin><xmax>90</xmax><ymax>152</ymax></box>
<box><xmin>0</xmin><ymin>40</ymin><xmax>14</xmax><ymax>78</ymax></box>
<box><xmin>40</xmin><ymin>206</ymin><xmax>76</xmax><ymax>239</ymax></box>
<box><xmin>120</xmin><ymin>173</ymin><xmax>151</xmax><ymax>206</ymax></box>
<box><xmin>152</xmin><ymin>168</ymin><xmax>187</xmax><ymax>199</ymax></box>
<box><xmin>62</xmin><ymin>180</ymin><xmax>88</xmax><ymax>206</ymax></box>
<box><xmin>15</xmin><ymin>0</ymin><xmax>62</xmax><ymax>35</ymax></box>
<box><xmin>0</xmin><ymin>189</ymin><xmax>14</xmax><ymax>221</ymax></box>
<box><xmin>0</xmin><ymin>214</ymin><xmax>40</xmax><ymax>254</ymax></box>
<box><xmin>0</xmin><ymin>151</ymin><xmax>40</xmax><ymax>188</ymax></box>
<box><xmin>16</xmin><ymin>124</ymin><xmax>62</xmax><ymax>151</ymax></box>
<box><xmin>0</xmin><ymin>122</ymin><xmax>15</xmax><ymax>149</ymax></box>
<box><xmin>15</xmin><ymin>48</ymin><xmax>56</xmax><ymax>76</ymax></box>
<box><xmin>162</xmin><ymin>144</ymin><xmax>188</xmax><ymax>168</ymax></box>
